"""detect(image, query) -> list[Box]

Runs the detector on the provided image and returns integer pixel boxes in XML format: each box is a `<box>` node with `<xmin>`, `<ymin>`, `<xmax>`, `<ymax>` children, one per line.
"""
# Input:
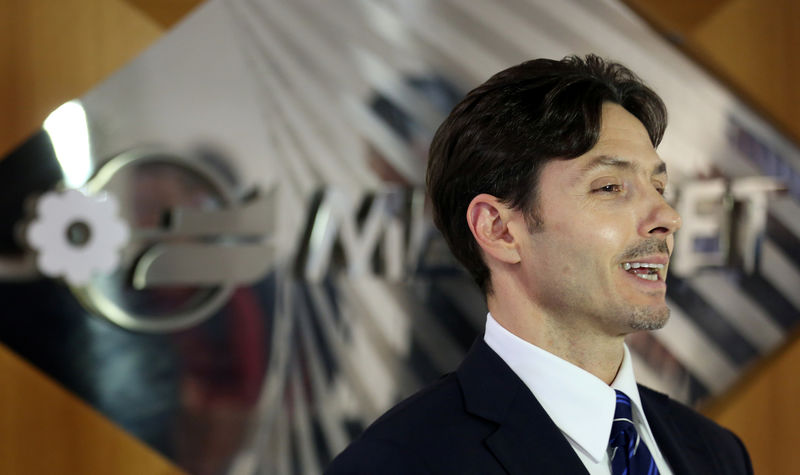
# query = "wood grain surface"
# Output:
<box><xmin>1</xmin><ymin>0</ymin><xmax>798</xmax><ymax>473</ymax></box>
<box><xmin>0</xmin><ymin>344</ymin><xmax>185</xmax><ymax>474</ymax></box>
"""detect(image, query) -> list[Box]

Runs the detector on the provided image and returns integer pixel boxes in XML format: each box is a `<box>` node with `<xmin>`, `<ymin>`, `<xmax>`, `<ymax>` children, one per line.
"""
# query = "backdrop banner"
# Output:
<box><xmin>1</xmin><ymin>0</ymin><xmax>798</xmax><ymax>473</ymax></box>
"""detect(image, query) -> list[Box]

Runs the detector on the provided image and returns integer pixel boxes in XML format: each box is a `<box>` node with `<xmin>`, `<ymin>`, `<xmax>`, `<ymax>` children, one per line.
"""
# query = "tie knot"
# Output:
<box><xmin>608</xmin><ymin>390</ymin><xmax>659</xmax><ymax>474</ymax></box>
<box><xmin>614</xmin><ymin>390</ymin><xmax>634</xmax><ymax>422</ymax></box>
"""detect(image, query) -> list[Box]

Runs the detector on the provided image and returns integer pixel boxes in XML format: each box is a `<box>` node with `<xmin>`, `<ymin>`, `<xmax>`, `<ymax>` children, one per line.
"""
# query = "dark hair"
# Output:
<box><xmin>426</xmin><ymin>54</ymin><xmax>667</xmax><ymax>294</ymax></box>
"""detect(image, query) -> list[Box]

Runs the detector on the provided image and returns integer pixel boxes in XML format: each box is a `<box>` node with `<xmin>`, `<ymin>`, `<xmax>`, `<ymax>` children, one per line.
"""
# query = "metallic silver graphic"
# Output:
<box><xmin>72</xmin><ymin>148</ymin><xmax>277</xmax><ymax>333</ymax></box>
<box><xmin>24</xmin><ymin>189</ymin><xmax>130</xmax><ymax>284</ymax></box>
<box><xmin>299</xmin><ymin>187</ymin><xmax>429</xmax><ymax>282</ymax></box>
<box><xmin>1</xmin><ymin>1</ymin><xmax>799</xmax><ymax>474</ymax></box>
<box><xmin>43</xmin><ymin>100</ymin><xmax>94</xmax><ymax>189</ymax></box>
<box><xmin>673</xmin><ymin>177</ymin><xmax>783</xmax><ymax>277</ymax></box>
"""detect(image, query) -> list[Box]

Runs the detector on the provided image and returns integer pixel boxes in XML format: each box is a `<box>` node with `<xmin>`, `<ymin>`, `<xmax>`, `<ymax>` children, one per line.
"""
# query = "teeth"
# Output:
<box><xmin>622</xmin><ymin>262</ymin><xmax>664</xmax><ymax>270</ymax></box>
<box><xmin>635</xmin><ymin>273</ymin><xmax>659</xmax><ymax>281</ymax></box>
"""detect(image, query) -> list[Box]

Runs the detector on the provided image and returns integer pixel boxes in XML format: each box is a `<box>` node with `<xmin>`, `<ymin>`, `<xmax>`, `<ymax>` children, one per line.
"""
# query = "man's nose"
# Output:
<box><xmin>641</xmin><ymin>190</ymin><xmax>682</xmax><ymax>237</ymax></box>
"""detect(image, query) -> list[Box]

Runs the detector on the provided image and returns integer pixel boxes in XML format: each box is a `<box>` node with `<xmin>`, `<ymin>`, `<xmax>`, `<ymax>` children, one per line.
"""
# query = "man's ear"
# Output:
<box><xmin>466</xmin><ymin>194</ymin><xmax>521</xmax><ymax>264</ymax></box>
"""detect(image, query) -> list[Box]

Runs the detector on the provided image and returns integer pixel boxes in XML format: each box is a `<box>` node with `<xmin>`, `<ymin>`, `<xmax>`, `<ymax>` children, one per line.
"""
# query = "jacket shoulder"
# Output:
<box><xmin>325</xmin><ymin>372</ymin><xmax>497</xmax><ymax>474</ymax></box>
<box><xmin>641</xmin><ymin>385</ymin><xmax>738</xmax><ymax>440</ymax></box>
<box><xmin>639</xmin><ymin>385</ymin><xmax>754</xmax><ymax>474</ymax></box>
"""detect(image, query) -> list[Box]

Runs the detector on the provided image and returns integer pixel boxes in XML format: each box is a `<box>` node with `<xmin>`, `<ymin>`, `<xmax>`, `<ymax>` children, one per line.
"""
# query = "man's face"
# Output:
<box><xmin>515</xmin><ymin>102</ymin><xmax>681</xmax><ymax>337</ymax></box>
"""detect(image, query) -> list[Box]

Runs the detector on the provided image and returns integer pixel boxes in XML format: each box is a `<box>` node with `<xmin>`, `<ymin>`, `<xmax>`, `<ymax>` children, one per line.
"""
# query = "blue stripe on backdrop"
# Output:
<box><xmin>343</xmin><ymin>419</ymin><xmax>364</xmax><ymax>442</ymax></box>
<box><xmin>735</xmin><ymin>272</ymin><xmax>800</xmax><ymax>331</ymax></box>
<box><xmin>666</xmin><ymin>275</ymin><xmax>758</xmax><ymax>366</ymax></box>
<box><xmin>767</xmin><ymin>214</ymin><xmax>800</xmax><ymax>271</ymax></box>
<box><xmin>288</xmin><ymin>424</ymin><xmax>301</xmax><ymax>475</ymax></box>
<box><xmin>627</xmin><ymin>331</ymin><xmax>712</xmax><ymax>404</ymax></box>
<box><xmin>687</xmin><ymin>373</ymin><xmax>711</xmax><ymax>404</ymax></box>
<box><xmin>312</xmin><ymin>418</ymin><xmax>332</xmax><ymax>470</ymax></box>
<box><xmin>298</xmin><ymin>283</ymin><xmax>339</xmax><ymax>383</ymax></box>
<box><xmin>423</xmin><ymin>279</ymin><xmax>483</xmax><ymax>353</ymax></box>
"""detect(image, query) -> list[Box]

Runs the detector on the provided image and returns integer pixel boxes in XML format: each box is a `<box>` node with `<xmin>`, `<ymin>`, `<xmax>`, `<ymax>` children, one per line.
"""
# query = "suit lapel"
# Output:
<box><xmin>639</xmin><ymin>386</ymin><xmax>705</xmax><ymax>475</ymax></box>
<box><xmin>484</xmin><ymin>393</ymin><xmax>590</xmax><ymax>475</ymax></box>
<box><xmin>457</xmin><ymin>340</ymin><xmax>589</xmax><ymax>475</ymax></box>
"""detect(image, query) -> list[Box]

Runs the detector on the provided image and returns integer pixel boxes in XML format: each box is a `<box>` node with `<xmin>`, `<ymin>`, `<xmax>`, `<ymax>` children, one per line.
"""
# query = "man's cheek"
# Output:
<box><xmin>595</xmin><ymin>225</ymin><xmax>623</xmax><ymax>248</ymax></box>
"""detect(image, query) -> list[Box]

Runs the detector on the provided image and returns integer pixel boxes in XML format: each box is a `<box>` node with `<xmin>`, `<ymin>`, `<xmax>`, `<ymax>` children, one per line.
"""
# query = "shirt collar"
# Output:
<box><xmin>484</xmin><ymin>313</ymin><xmax>643</xmax><ymax>463</ymax></box>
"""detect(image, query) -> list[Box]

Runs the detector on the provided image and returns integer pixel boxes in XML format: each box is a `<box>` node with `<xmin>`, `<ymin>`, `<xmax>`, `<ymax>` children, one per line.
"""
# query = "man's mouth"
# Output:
<box><xmin>621</xmin><ymin>262</ymin><xmax>665</xmax><ymax>282</ymax></box>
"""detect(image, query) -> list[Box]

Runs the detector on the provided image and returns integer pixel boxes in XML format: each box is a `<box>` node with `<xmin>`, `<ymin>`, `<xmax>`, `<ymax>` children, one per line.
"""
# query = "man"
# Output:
<box><xmin>326</xmin><ymin>55</ymin><xmax>753</xmax><ymax>474</ymax></box>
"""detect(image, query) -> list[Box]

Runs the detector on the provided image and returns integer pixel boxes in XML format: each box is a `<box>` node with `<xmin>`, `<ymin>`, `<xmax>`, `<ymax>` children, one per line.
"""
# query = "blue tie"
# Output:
<box><xmin>609</xmin><ymin>390</ymin><xmax>659</xmax><ymax>475</ymax></box>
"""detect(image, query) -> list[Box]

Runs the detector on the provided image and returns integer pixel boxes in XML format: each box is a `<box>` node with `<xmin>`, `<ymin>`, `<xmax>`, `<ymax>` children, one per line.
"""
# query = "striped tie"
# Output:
<box><xmin>609</xmin><ymin>390</ymin><xmax>659</xmax><ymax>475</ymax></box>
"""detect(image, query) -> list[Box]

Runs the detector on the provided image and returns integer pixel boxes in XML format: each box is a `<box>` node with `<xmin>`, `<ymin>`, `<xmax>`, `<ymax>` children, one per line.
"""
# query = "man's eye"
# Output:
<box><xmin>597</xmin><ymin>184</ymin><xmax>622</xmax><ymax>192</ymax></box>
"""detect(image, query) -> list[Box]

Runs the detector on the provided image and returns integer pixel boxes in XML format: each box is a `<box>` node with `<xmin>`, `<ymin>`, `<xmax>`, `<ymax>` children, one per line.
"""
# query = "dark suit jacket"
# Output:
<box><xmin>326</xmin><ymin>339</ymin><xmax>753</xmax><ymax>474</ymax></box>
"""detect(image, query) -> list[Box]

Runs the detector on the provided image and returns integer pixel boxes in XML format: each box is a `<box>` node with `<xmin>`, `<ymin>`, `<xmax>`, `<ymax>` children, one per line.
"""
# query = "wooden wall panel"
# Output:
<box><xmin>0</xmin><ymin>0</ymin><xmax>163</xmax><ymax>156</ymax></box>
<box><xmin>704</xmin><ymin>331</ymin><xmax>800</xmax><ymax>475</ymax></box>
<box><xmin>0</xmin><ymin>345</ymin><xmax>184</xmax><ymax>474</ymax></box>
<box><xmin>125</xmin><ymin>0</ymin><xmax>204</xmax><ymax>28</ymax></box>
<box><xmin>689</xmin><ymin>0</ymin><xmax>800</xmax><ymax>145</ymax></box>
<box><xmin>621</xmin><ymin>0</ymin><xmax>731</xmax><ymax>34</ymax></box>
<box><xmin>624</xmin><ymin>0</ymin><xmax>800</xmax><ymax>144</ymax></box>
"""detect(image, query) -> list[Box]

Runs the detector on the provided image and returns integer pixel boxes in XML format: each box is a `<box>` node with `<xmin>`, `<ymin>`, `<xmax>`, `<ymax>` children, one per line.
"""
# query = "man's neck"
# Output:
<box><xmin>487</xmin><ymin>295</ymin><xmax>625</xmax><ymax>384</ymax></box>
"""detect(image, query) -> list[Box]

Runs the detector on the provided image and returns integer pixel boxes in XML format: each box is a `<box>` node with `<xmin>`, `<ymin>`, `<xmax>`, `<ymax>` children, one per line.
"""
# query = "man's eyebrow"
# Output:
<box><xmin>652</xmin><ymin>161</ymin><xmax>667</xmax><ymax>176</ymax></box>
<box><xmin>580</xmin><ymin>155</ymin><xmax>668</xmax><ymax>177</ymax></box>
<box><xmin>580</xmin><ymin>155</ymin><xmax>632</xmax><ymax>174</ymax></box>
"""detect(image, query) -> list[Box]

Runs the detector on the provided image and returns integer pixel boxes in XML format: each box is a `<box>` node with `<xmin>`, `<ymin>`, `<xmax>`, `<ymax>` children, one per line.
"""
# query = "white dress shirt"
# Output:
<box><xmin>483</xmin><ymin>313</ymin><xmax>673</xmax><ymax>475</ymax></box>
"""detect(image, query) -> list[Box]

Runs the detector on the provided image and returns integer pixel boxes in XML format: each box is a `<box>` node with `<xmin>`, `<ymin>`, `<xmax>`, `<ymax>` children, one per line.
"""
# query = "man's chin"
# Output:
<box><xmin>627</xmin><ymin>305</ymin><xmax>670</xmax><ymax>332</ymax></box>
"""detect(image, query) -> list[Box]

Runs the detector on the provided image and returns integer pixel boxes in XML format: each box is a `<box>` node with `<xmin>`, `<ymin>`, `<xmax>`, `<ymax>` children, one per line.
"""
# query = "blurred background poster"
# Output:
<box><xmin>1</xmin><ymin>0</ymin><xmax>798</xmax><ymax>473</ymax></box>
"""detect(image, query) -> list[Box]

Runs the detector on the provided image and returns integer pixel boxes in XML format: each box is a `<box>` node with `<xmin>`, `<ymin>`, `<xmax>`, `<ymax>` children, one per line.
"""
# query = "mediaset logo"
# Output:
<box><xmin>20</xmin><ymin>148</ymin><xmax>277</xmax><ymax>333</ymax></box>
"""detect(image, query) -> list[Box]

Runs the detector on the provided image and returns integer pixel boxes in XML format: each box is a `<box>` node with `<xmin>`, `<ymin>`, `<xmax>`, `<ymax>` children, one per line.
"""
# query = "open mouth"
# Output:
<box><xmin>622</xmin><ymin>262</ymin><xmax>665</xmax><ymax>282</ymax></box>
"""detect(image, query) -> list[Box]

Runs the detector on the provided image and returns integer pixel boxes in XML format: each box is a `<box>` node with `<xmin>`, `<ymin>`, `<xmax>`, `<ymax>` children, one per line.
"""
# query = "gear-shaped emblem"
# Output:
<box><xmin>25</xmin><ymin>189</ymin><xmax>130</xmax><ymax>285</ymax></box>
